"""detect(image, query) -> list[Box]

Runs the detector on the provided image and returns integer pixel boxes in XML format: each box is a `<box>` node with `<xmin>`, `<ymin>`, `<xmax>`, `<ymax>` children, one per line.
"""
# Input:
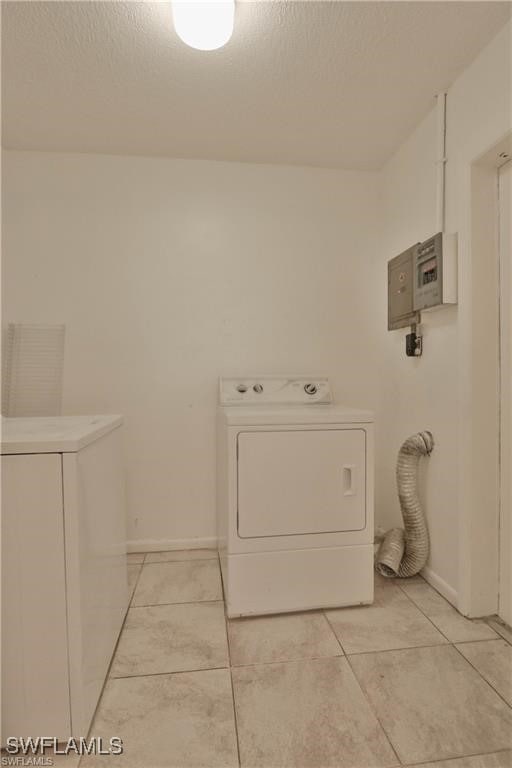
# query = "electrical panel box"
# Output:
<box><xmin>414</xmin><ymin>232</ymin><xmax>457</xmax><ymax>311</ymax></box>
<box><xmin>388</xmin><ymin>233</ymin><xmax>458</xmax><ymax>331</ymax></box>
<box><xmin>388</xmin><ymin>244</ymin><xmax>420</xmax><ymax>330</ymax></box>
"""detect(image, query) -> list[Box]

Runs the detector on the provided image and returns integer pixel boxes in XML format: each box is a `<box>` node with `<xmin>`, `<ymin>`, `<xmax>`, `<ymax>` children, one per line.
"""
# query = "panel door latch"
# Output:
<box><xmin>406</xmin><ymin>326</ymin><xmax>423</xmax><ymax>357</ymax></box>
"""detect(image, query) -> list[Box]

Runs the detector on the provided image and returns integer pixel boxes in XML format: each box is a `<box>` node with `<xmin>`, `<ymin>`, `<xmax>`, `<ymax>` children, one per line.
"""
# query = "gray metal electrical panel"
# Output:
<box><xmin>388</xmin><ymin>233</ymin><xmax>458</xmax><ymax>330</ymax></box>
<box><xmin>388</xmin><ymin>244</ymin><xmax>420</xmax><ymax>330</ymax></box>
<box><xmin>414</xmin><ymin>232</ymin><xmax>457</xmax><ymax>311</ymax></box>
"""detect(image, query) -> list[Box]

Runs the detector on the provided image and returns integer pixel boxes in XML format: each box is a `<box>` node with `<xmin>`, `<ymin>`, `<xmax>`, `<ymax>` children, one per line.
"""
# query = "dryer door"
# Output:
<box><xmin>237</xmin><ymin>429</ymin><xmax>366</xmax><ymax>538</ymax></box>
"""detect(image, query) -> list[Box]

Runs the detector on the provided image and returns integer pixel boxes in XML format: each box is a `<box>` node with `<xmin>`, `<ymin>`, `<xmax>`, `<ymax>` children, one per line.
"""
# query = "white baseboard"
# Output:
<box><xmin>127</xmin><ymin>536</ymin><xmax>217</xmax><ymax>554</ymax></box>
<box><xmin>421</xmin><ymin>565</ymin><xmax>458</xmax><ymax>609</ymax></box>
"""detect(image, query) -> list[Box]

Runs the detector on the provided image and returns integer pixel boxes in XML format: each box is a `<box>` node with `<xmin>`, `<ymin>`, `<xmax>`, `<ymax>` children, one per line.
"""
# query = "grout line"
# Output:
<box><xmin>228</xmin><ymin>606</ymin><xmax>328</xmax><ymax>622</ymax></box>
<box><xmin>393</xmin><ymin>578</ymin><xmax>471</xmax><ymax>645</ymax></box>
<box><xmin>127</xmin><ymin>555</ymin><xmax>146</xmax><ymax>565</ymax></box>
<box><xmin>344</xmin><ymin>651</ymin><xmax>403</xmax><ymax>765</ymax></box>
<box><xmin>394</xmin><ymin>588</ymin><xmax>456</xmax><ymax>642</ymax></box>
<box><xmin>394</xmin><ymin>581</ymin><xmax>500</xmax><ymax>645</ymax></box>
<box><xmin>219</xmin><ymin>559</ymin><xmax>227</xmax><ymax>604</ymax></box>
<box><xmin>403</xmin><ymin>747</ymin><xmax>512</xmax><ymax>767</ymax></box>
<box><xmin>142</xmin><ymin>557</ymin><xmax>219</xmax><ymax>566</ymax></box>
<box><xmin>229</xmin><ymin>653</ymin><xmax>344</xmax><ymax>670</ymax></box>
<box><xmin>324</xmin><ymin>574</ymin><xmax>450</xmax><ymax>655</ymax></box>
<box><xmin>228</xmin><ymin>666</ymin><xmax>242</xmax><ymax>768</ymax></box>
<box><xmin>110</xmin><ymin>664</ymin><xmax>230</xmax><ymax>681</ymax></box>
<box><xmin>452</xmin><ymin>643</ymin><xmax>512</xmax><ymax>710</ymax></box>
<box><xmin>129</xmin><ymin>561</ymin><xmax>145</xmax><ymax>604</ymax></box>
<box><xmin>223</xmin><ymin>591</ymin><xmax>242</xmax><ymax>768</ymax></box>
<box><xmin>131</xmin><ymin>597</ymin><xmax>224</xmax><ymax>608</ymax></box>
<box><xmin>123</xmin><ymin>599</ymin><xmax>225</xmax><ymax>613</ymax></box>
<box><xmin>345</xmin><ymin>640</ymin><xmax>452</xmax><ymax>658</ymax></box>
<box><xmin>322</xmin><ymin>610</ymin><xmax>347</xmax><ymax>656</ymax></box>
<box><xmin>454</xmin><ymin>637</ymin><xmax>504</xmax><ymax>646</ymax></box>
<box><xmin>78</xmin><ymin>567</ymin><xmax>143</xmax><ymax>766</ymax></box>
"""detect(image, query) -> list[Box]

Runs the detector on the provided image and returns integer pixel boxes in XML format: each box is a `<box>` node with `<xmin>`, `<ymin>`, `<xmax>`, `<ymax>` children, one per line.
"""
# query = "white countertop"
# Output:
<box><xmin>1</xmin><ymin>415</ymin><xmax>123</xmax><ymax>454</ymax></box>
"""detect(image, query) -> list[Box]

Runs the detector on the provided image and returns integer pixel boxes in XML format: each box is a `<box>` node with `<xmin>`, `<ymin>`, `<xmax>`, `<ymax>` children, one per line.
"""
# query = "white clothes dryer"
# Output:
<box><xmin>216</xmin><ymin>376</ymin><xmax>374</xmax><ymax>617</ymax></box>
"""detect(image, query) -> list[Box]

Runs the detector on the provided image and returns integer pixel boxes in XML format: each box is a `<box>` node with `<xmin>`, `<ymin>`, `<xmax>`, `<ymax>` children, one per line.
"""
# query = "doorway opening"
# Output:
<box><xmin>459</xmin><ymin>133</ymin><xmax>511</xmax><ymax>619</ymax></box>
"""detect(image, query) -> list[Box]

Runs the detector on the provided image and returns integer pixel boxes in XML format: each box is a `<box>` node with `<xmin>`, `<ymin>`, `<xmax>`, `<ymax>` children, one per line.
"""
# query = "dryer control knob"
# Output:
<box><xmin>253</xmin><ymin>383</ymin><xmax>264</xmax><ymax>394</ymax></box>
<box><xmin>236</xmin><ymin>384</ymin><xmax>248</xmax><ymax>393</ymax></box>
<box><xmin>304</xmin><ymin>383</ymin><xmax>318</xmax><ymax>395</ymax></box>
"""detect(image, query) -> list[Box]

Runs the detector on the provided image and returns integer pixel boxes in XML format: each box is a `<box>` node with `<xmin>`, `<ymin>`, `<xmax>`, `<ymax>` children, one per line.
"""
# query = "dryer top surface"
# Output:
<box><xmin>218</xmin><ymin>404</ymin><xmax>374</xmax><ymax>427</ymax></box>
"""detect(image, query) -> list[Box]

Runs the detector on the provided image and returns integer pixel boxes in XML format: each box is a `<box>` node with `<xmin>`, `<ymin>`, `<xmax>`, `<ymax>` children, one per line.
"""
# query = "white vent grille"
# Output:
<box><xmin>2</xmin><ymin>323</ymin><xmax>65</xmax><ymax>416</ymax></box>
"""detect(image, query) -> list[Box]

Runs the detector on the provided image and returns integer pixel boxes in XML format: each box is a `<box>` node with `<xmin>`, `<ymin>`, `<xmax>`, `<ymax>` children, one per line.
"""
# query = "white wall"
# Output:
<box><xmin>379</xmin><ymin>20</ymin><xmax>511</xmax><ymax>604</ymax></box>
<box><xmin>378</xmin><ymin>108</ymin><xmax>460</xmax><ymax>598</ymax></box>
<box><xmin>3</xmin><ymin>19</ymin><xmax>509</xmax><ymax>596</ymax></box>
<box><xmin>2</xmin><ymin>152</ymin><xmax>381</xmax><ymax>549</ymax></box>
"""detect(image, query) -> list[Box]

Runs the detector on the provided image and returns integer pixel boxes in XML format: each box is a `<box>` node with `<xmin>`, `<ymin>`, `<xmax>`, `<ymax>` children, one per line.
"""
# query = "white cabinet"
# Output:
<box><xmin>1</xmin><ymin>416</ymin><xmax>129</xmax><ymax>743</ymax></box>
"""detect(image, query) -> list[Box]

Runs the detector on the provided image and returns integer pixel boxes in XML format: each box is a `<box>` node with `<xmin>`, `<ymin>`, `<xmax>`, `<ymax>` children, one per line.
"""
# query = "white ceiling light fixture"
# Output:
<box><xmin>171</xmin><ymin>1</ymin><xmax>235</xmax><ymax>51</ymax></box>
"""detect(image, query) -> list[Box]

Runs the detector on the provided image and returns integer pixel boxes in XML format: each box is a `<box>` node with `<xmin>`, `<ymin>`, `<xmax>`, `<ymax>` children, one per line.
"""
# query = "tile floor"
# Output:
<box><xmin>75</xmin><ymin>551</ymin><xmax>512</xmax><ymax>768</ymax></box>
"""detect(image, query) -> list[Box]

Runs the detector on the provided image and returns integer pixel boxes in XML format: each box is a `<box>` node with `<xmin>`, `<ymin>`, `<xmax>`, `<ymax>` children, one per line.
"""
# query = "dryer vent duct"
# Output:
<box><xmin>376</xmin><ymin>431</ymin><xmax>434</xmax><ymax>578</ymax></box>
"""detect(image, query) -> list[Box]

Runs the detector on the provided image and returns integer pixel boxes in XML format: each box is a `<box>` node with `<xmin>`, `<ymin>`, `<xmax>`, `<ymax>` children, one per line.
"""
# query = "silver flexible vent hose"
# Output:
<box><xmin>376</xmin><ymin>431</ymin><xmax>434</xmax><ymax>578</ymax></box>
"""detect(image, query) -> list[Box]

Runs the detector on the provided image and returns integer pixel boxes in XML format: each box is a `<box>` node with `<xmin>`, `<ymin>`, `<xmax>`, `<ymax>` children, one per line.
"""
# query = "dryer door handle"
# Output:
<box><xmin>343</xmin><ymin>464</ymin><xmax>356</xmax><ymax>496</ymax></box>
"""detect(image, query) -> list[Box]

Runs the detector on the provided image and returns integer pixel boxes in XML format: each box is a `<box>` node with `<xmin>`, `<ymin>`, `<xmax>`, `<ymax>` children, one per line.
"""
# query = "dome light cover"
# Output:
<box><xmin>172</xmin><ymin>1</ymin><xmax>235</xmax><ymax>51</ymax></box>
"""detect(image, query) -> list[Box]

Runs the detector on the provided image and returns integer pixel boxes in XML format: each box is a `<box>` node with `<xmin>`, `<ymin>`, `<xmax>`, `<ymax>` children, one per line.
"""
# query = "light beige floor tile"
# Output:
<box><xmin>231</xmin><ymin>656</ymin><xmax>398</xmax><ymax>768</ymax></box>
<box><xmin>228</xmin><ymin>611</ymin><xmax>342</xmax><ymax>666</ymax></box>
<box><xmin>456</xmin><ymin>639</ymin><xmax>512</xmax><ymax>705</ymax></box>
<box><xmin>145</xmin><ymin>549</ymin><xmax>218</xmax><ymax>564</ymax></box>
<box><xmin>350</xmin><ymin>645</ymin><xmax>512</xmax><ymax>765</ymax></box>
<box><xmin>127</xmin><ymin>553</ymin><xmax>145</xmax><ymax>565</ymax></box>
<box><xmin>127</xmin><ymin>564</ymin><xmax>142</xmax><ymax>600</ymax></box>
<box><xmin>80</xmin><ymin>669</ymin><xmax>238</xmax><ymax>768</ymax></box>
<box><xmin>110</xmin><ymin>602</ymin><xmax>228</xmax><ymax>678</ymax></box>
<box><xmin>325</xmin><ymin>581</ymin><xmax>447</xmax><ymax>654</ymax></box>
<box><xmin>132</xmin><ymin>560</ymin><xmax>222</xmax><ymax>606</ymax></box>
<box><xmin>399</xmin><ymin>580</ymin><xmax>498</xmax><ymax>642</ymax></box>
<box><xmin>408</xmin><ymin>751</ymin><xmax>512</xmax><ymax>768</ymax></box>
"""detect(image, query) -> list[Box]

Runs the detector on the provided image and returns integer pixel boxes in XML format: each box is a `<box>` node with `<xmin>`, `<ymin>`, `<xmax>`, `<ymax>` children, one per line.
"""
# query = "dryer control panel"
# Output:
<box><xmin>219</xmin><ymin>376</ymin><xmax>332</xmax><ymax>405</ymax></box>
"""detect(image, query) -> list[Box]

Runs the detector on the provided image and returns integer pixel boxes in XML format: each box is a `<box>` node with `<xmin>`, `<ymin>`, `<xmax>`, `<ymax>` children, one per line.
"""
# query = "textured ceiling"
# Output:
<box><xmin>2</xmin><ymin>1</ymin><xmax>511</xmax><ymax>169</ymax></box>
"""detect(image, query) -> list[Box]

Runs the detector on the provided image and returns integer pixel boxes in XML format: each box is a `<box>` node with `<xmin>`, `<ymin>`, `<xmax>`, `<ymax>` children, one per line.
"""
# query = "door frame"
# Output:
<box><xmin>498</xmin><ymin>159</ymin><xmax>511</xmax><ymax>624</ymax></box>
<box><xmin>458</xmin><ymin>131</ymin><xmax>512</xmax><ymax>618</ymax></box>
